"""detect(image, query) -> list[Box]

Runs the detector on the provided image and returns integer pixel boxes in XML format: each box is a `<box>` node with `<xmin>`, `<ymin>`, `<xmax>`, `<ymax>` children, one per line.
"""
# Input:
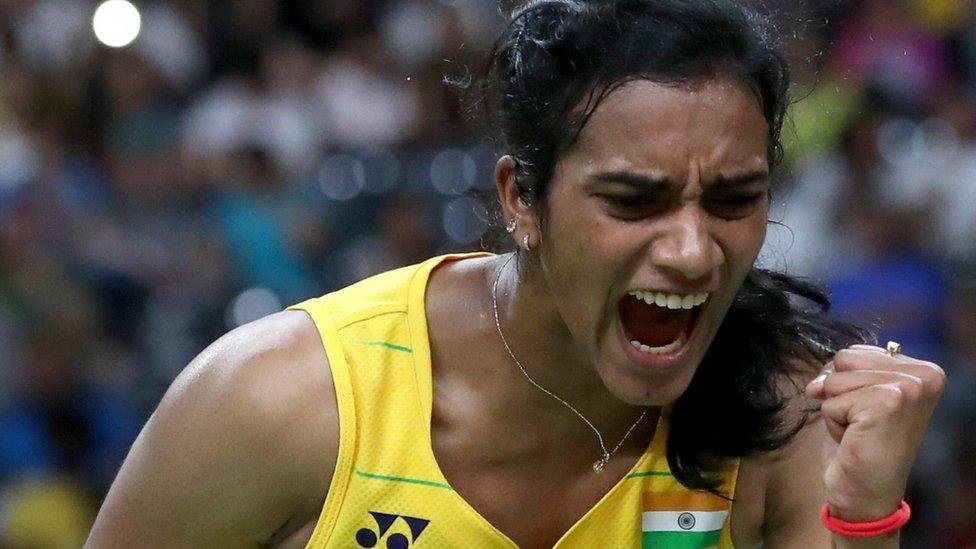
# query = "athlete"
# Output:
<box><xmin>87</xmin><ymin>1</ymin><xmax>945</xmax><ymax>547</ymax></box>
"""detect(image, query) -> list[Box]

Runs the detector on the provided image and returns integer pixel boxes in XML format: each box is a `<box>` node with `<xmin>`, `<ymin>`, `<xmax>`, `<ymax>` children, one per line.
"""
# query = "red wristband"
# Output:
<box><xmin>820</xmin><ymin>500</ymin><xmax>911</xmax><ymax>538</ymax></box>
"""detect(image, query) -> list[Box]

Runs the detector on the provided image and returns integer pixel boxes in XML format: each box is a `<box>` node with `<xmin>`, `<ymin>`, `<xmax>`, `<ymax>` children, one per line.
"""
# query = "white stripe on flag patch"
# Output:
<box><xmin>642</xmin><ymin>510</ymin><xmax>728</xmax><ymax>533</ymax></box>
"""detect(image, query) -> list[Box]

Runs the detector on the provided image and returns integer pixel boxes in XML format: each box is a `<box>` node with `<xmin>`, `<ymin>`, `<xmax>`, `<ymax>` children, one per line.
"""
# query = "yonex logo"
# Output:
<box><xmin>356</xmin><ymin>511</ymin><xmax>430</xmax><ymax>548</ymax></box>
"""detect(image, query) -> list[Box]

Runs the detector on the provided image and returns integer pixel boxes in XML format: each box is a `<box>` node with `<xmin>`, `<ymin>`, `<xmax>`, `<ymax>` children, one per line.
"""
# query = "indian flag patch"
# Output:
<box><xmin>641</xmin><ymin>491</ymin><xmax>729</xmax><ymax>549</ymax></box>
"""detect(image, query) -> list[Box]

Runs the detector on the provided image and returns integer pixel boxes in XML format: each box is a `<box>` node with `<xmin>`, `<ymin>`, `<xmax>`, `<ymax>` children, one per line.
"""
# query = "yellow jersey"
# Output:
<box><xmin>290</xmin><ymin>253</ymin><xmax>738</xmax><ymax>548</ymax></box>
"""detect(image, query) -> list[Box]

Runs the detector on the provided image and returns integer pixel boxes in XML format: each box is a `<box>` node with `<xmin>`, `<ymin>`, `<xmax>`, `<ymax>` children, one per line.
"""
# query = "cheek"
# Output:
<box><xmin>729</xmin><ymin>206</ymin><xmax>769</xmax><ymax>259</ymax></box>
<box><xmin>539</xmin><ymin>191</ymin><xmax>627</xmax><ymax>332</ymax></box>
<box><xmin>753</xmin><ymin>214</ymin><xmax>769</xmax><ymax>251</ymax></box>
<box><xmin>545</xmin><ymin>188</ymin><xmax>616</xmax><ymax>258</ymax></box>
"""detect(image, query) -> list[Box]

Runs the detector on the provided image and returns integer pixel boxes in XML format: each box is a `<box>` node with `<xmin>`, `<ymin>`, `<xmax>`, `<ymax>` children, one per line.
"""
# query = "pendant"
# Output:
<box><xmin>592</xmin><ymin>453</ymin><xmax>610</xmax><ymax>474</ymax></box>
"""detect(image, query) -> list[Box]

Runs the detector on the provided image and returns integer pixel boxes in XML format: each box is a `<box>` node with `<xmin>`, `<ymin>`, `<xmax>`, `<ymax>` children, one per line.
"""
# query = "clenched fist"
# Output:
<box><xmin>805</xmin><ymin>343</ymin><xmax>946</xmax><ymax>522</ymax></box>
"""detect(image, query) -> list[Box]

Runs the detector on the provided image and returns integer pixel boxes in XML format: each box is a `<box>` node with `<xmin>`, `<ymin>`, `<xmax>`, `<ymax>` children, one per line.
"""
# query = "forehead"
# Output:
<box><xmin>564</xmin><ymin>77</ymin><xmax>770</xmax><ymax>179</ymax></box>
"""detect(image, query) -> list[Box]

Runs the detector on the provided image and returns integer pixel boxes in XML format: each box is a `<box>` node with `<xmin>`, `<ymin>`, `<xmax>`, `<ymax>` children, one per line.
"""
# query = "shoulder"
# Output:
<box><xmin>178</xmin><ymin>309</ymin><xmax>336</xmax><ymax>465</ymax></box>
<box><xmin>163</xmin><ymin>310</ymin><xmax>336</xmax><ymax>469</ymax></box>
<box><xmin>170</xmin><ymin>309</ymin><xmax>333</xmax><ymax>427</ymax></box>
<box><xmin>88</xmin><ymin>310</ymin><xmax>337</xmax><ymax>547</ymax></box>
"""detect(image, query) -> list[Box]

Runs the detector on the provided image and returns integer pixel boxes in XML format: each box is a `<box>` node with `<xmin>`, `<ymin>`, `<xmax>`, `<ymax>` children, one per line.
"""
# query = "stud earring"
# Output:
<box><xmin>506</xmin><ymin>218</ymin><xmax>517</xmax><ymax>234</ymax></box>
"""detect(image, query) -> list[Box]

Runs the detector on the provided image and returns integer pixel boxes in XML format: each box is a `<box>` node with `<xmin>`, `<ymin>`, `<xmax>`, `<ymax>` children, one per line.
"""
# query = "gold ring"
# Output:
<box><xmin>886</xmin><ymin>341</ymin><xmax>902</xmax><ymax>357</ymax></box>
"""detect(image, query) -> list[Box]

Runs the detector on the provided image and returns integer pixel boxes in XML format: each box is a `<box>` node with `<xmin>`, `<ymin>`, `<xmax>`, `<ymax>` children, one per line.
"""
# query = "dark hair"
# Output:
<box><xmin>667</xmin><ymin>271</ymin><xmax>872</xmax><ymax>492</ymax></box>
<box><xmin>477</xmin><ymin>0</ymin><xmax>871</xmax><ymax>494</ymax></box>
<box><xmin>481</xmin><ymin>0</ymin><xmax>790</xmax><ymax>213</ymax></box>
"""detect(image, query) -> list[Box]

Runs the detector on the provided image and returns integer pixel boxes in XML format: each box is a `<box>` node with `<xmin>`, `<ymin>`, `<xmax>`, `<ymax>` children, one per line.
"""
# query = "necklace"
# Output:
<box><xmin>491</xmin><ymin>254</ymin><xmax>648</xmax><ymax>474</ymax></box>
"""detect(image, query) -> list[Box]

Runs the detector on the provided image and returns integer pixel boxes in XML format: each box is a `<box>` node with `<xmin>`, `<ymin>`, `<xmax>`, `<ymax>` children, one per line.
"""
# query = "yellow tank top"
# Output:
<box><xmin>290</xmin><ymin>253</ymin><xmax>738</xmax><ymax>548</ymax></box>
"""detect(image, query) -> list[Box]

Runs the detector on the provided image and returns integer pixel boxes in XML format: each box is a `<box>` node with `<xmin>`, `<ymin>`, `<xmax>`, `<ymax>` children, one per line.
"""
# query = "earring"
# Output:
<box><xmin>522</xmin><ymin>234</ymin><xmax>532</xmax><ymax>251</ymax></box>
<box><xmin>505</xmin><ymin>218</ymin><xmax>517</xmax><ymax>234</ymax></box>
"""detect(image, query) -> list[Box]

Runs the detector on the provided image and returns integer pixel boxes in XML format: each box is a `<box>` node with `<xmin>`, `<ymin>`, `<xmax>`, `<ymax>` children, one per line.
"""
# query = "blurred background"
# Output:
<box><xmin>0</xmin><ymin>0</ymin><xmax>973</xmax><ymax>546</ymax></box>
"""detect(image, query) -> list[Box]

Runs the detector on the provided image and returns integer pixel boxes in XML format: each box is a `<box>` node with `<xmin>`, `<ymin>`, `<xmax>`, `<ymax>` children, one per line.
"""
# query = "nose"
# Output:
<box><xmin>650</xmin><ymin>205</ymin><xmax>723</xmax><ymax>282</ymax></box>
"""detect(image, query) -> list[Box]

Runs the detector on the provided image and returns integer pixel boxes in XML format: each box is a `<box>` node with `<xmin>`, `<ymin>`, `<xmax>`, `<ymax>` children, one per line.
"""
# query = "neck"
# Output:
<box><xmin>489</xmin><ymin>253</ymin><xmax>652</xmax><ymax>441</ymax></box>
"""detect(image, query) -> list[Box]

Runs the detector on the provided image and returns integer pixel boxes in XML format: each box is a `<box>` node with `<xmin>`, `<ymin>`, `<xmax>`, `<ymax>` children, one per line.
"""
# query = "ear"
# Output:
<box><xmin>494</xmin><ymin>155</ymin><xmax>540</xmax><ymax>249</ymax></box>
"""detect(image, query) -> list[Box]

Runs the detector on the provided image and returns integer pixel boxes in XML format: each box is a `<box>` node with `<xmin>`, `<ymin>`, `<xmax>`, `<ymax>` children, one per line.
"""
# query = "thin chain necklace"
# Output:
<box><xmin>491</xmin><ymin>254</ymin><xmax>648</xmax><ymax>474</ymax></box>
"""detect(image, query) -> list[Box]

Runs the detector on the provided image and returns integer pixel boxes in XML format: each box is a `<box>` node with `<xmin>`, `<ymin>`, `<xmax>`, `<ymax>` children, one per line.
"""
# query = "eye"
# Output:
<box><xmin>604</xmin><ymin>194</ymin><xmax>651</xmax><ymax>209</ymax></box>
<box><xmin>598</xmin><ymin>194</ymin><xmax>668</xmax><ymax>219</ymax></box>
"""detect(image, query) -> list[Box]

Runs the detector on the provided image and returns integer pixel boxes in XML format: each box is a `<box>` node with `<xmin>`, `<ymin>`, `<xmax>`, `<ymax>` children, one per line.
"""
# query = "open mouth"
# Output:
<box><xmin>618</xmin><ymin>290</ymin><xmax>708</xmax><ymax>356</ymax></box>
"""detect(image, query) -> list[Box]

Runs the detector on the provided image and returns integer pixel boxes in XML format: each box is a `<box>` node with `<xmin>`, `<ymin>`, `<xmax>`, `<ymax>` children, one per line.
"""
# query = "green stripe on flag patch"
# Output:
<box><xmin>642</xmin><ymin>529</ymin><xmax>721</xmax><ymax>548</ymax></box>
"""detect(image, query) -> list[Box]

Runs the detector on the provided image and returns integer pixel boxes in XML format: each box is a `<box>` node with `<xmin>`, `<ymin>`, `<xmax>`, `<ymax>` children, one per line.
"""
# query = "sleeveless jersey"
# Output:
<box><xmin>289</xmin><ymin>253</ymin><xmax>739</xmax><ymax>548</ymax></box>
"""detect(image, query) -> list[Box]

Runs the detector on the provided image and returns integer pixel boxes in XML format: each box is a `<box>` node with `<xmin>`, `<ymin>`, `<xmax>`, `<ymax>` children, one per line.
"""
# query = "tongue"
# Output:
<box><xmin>619</xmin><ymin>294</ymin><xmax>691</xmax><ymax>347</ymax></box>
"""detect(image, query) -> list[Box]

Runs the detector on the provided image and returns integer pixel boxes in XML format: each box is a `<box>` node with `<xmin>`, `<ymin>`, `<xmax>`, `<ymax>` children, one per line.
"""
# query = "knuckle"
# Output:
<box><xmin>833</xmin><ymin>349</ymin><xmax>856</xmax><ymax>367</ymax></box>
<box><xmin>899</xmin><ymin>375</ymin><xmax>924</xmax><ymax>401</ymax></box>
<box><xmin>916</xmin><ymin>361</ymin><xmax>947</xmax><ymax>392</ymax></box>
<box><xmin>821</xmin><ymin>374</ymin><xmax>841</xmax><ymax>394</ymax></box>
<box><xmin>876</xmin><ymin>384</ymin><xmax>904</xmax><ymax>412</ymax></box>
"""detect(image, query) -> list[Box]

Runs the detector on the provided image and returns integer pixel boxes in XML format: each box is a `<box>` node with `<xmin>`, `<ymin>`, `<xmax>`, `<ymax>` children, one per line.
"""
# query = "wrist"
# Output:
<box><xmin>827</xmin><ymin>491</ymin><xmax>905</xmax><ymax>522</ymax></box>
<box><xmin>827</xmin><ymin>499</ymin><xmax>903</xmax><ymax>522</ymax></box>
<box><xmin>821</xmin><ymin>500</ymin><xmax>911</xmax><ymax>540</ymax></box>
<box><xmin>829</xmin><ymin>531</ymin><xmax>899</xmax><ymax>549</ymax></box>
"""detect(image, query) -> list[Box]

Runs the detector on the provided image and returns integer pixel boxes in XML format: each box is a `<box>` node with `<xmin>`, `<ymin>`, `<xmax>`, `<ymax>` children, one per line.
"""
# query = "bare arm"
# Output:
<box><xmin>759</xmin><ymin>415</ymin><xmax>903</xmax><ymax>548</ymax></box>
<box><xmin>760</xmin><ymin>343</ymin><xmax>945</xmax><ymax>548</ymax></box>
<box><xmin>86</xmin><ymin>311</ymin><xmax>338</xmax><ymax>548</ymax></box>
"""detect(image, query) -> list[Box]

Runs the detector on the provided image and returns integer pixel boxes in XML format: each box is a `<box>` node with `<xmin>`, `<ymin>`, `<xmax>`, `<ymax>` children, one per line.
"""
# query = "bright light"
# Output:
<box><xmin>92</xmin><ymin>1</ymin><xmax>141</xmax><ymax>48</ymax></box>
<box><xmin>226</xmin><ymin>288</ymin><xmax>282</xmax><ymax>328</ymax></box>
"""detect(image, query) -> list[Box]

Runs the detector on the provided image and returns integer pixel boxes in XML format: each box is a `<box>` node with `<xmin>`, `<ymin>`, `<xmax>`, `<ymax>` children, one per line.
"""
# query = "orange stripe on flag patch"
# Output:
<box><xmin>643</xmin><ymin>491</ymin><xmax>729</xmax><ymax>512</ymax></box>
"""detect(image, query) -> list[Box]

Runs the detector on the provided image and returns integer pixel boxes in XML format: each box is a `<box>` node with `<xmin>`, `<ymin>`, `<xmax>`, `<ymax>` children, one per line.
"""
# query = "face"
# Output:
<box><xmin>535</xmin><ymin>77</ymin><xmax>771</xmax><ymax>405</ymax></box>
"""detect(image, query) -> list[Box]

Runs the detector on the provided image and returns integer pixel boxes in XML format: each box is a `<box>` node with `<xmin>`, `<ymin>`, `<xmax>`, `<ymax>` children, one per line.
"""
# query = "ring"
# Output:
<box><xmin>886</xmin><ymin>341</ymin><xmax>903</xmax><ymax>357</ymax></box>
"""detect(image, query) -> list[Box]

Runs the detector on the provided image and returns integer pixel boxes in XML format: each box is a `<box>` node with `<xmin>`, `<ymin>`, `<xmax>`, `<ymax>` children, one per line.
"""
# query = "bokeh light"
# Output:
<box><xmin>442</xmin><ymin>196</ymin><xmax>489</xmax><ymax>243</ymax></box>
<box><xmin>92</xmin><ymin>0</ymin><xmax>142</xmax><ymax>48</ymax></box>
<box><xmin>430</xmin><ymin>149</ymin><xmax>477</xmax><ymax>196</ymax></box>
<box><xmin>226</xmin><ymin>288</ymin><xmax>282</xmax><ymax>329</ymax></box>
<box><xmin>319</xmin><ymin>154</ymin><xmax>366</xmax><ymax>201</ymax></box>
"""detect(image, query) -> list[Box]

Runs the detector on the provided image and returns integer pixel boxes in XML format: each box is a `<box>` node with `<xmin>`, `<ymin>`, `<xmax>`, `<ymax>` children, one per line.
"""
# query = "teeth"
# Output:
<box><xmin>630</xmin><ymin>333</ymin><xmax>687</xmax><ymax>355</ymax></box>
<box><xmin>629</xmin><ymin>290</ymin><xmax>710</xmax><ymax>310</ymax></box>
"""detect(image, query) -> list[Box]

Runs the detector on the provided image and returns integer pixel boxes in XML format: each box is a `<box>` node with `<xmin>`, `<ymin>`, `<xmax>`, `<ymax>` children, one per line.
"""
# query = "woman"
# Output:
<box><xmin>87</xmin><ymin>1</ymin><xmax>944</xmax><ymax>547</ymax></box>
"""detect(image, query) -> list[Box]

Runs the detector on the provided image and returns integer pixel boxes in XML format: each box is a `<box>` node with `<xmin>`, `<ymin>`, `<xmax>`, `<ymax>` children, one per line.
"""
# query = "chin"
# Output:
<box><xmin>598</xmin><ymin>363</ymin><xmax>697</xmax><ymax>407</ymax></box>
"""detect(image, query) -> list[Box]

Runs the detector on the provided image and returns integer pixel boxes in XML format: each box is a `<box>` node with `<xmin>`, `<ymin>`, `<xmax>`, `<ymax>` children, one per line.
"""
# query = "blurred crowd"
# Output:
<box><xmin>0</xmin><ymin>0</ymin><xmax>973</xmax><ymax>547</ymax></box>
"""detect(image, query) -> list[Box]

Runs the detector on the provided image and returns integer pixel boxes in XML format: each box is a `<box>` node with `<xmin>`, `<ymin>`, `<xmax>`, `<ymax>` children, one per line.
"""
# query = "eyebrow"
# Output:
<box><xmin>711</xmin><ymin>170</ymin><xmax>770</xmax><ymax>190</ymax></box>
<box><xmin>589</xmin><ymin>170</ymin><xmax>769</xmax><ymax>191</ymax></box>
